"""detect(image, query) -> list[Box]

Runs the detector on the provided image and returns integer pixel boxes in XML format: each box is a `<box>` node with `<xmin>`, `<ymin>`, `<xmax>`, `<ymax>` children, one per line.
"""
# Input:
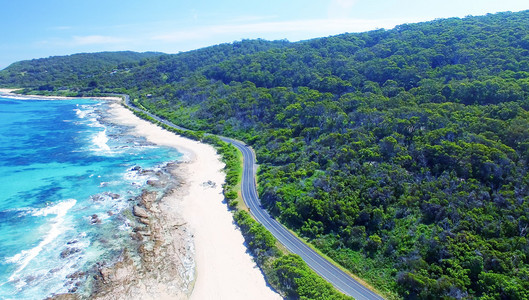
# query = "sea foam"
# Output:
<box><xmin>6</xmin><ymin>199</ymin><xmax>77</xmax><ymax>284</ymax></box>
<box><xmin>92</xmin><ymin>130</ymin><xmax>111</xmax><ymax>152</ymax></box>
<box><xmin>0</xmin><ymin>98</ymin><xmax>182</xmax><ymax>298</ymax></box>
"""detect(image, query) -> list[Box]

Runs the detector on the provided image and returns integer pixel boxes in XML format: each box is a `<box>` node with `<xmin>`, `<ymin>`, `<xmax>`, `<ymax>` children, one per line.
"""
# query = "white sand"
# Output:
<box><xmin>108</xmin><ymin>103</ymin><xmax>281</xmax><ymax>300</ymax></box>
<box><xmin>0</xmin><ymin>90</ymin><xmax>281</xmax><ymax>299</ymax></box>
<box><xmin>0</xmin><ymin>88</ymin><xmax>121</xmax><ymax>101</ymax></box>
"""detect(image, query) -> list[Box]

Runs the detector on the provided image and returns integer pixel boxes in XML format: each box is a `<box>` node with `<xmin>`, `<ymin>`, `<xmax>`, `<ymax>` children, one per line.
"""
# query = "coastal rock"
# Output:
<box><xmin>138</xmin><ymin>231</ymin><xmax>151</xmax><ymax>236</ymax></box>
<box><xmin>90</xmin><ymin>194</ymin><xmax>108</xmax><ymax>202</ymax></box>
<box><xmin>146</xmin><ymin>179</ymin><xmax>163</xmax><ymax>187</ymax></box>
<box><xmin>138</xmin><ymin>244</ymin><xmax>149</xmax><ymax>257</ymax></box>
<box><xmin>90</xmin><ymin>214</ymin><xmax>101</xmax><ymax>224</ymax></box>
<box><xmin>146</xmin><ymin>179</ymin><xmax>157</xmax><ymax>185</ymax></box>
<box><xmin>107</xmin><ymin>193</ymin><xmax>120</xmax><ymax>200</ymax></box>
<box><xmin>86</xmin><ymin>171</ymin><xmax>194</xmax><ymax>300</ymax></box>
<box><xmin>91</xmin><ymin>192</ymin><xmax>120</xmax><ymax>202</ymax></box>
<box><xmin>66</xmin><ymin>271</ymin><xmax>86</xmax><ymax>280</ymax></box>
<box><xmin>45</xmin><ymin>294</ymin><xmax>79</xmax><ymax>300</ymax></box>
<box><xmin>133</xmin><ymin>205</ymin><xmax>149</xmax><ymax>218</ymax></box>
<box><xmin>139</xmin><ymin>190</ymin><xmax>157</xmax><ymax>209</ymax></box>
<box><xmin>132</xmin><ymin>231</ymin><xmax>144</xmax><ymax>241</ymax></box>
<box><xmin>60</xmin><ymin>247</ymin><xmax>81</xmax><ymax>259</ymax></box>
<box><xmin>99</xmin><ymin>267</ymin><xmax>113</xmax><ymax>283</ymax></box>
<box><xmin>93</xmin><ymin>250</ymin><xmax>138</xmax><ymax>290</ymax></box>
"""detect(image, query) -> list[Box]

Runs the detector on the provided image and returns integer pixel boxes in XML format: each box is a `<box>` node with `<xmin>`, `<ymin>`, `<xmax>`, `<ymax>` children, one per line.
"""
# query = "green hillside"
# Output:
<box><xmin>2</xmin><ymin>10</ymin><xmax>529</xmax><ymax>299</ymax></box>
<box><xmin>0</xmin><ymin>51</ymin><xmax>166</xmax><ymax>90</ymax></box>
<box><xmin>0</xmin><ymin>40</ymin><xmax>290</xmax><ymax>92</ymax></box>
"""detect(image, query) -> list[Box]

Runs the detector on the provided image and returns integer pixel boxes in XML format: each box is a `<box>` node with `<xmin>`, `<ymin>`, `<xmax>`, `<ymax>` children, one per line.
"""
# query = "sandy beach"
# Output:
<box><xmin>107</xmin><ymin>102</ymin><xmax>281</xmax><ymax>300</ymax></box>
<box><xmin>0</xmin><ymin>90</ymin><xmax>280</xmax><ymax>299</ymax></box>
<box><xmin>0</xmin><ymin>88</ymin><xmax>122</xmax><ymax>102</ymax></box>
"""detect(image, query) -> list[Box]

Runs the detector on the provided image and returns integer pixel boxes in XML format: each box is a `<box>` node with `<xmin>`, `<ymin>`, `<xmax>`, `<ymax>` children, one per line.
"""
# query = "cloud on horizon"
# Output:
<box><xmin>72</xmin><ymin>35</ymin><xmax>129</xmax><ymax>46</ymax></box>
<box><xmin>151</xmin><ymin>17</ymin><xmax>414</xmax><ymax>43</ymax></box>
<box><xmin>29</xmin><ymin>16</ymin><xmax>430</xmax><ymax>60</ymax></box>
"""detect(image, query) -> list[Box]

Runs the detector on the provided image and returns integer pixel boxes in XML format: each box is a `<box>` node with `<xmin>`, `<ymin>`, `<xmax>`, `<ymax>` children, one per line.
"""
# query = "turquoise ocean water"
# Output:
<box><xmin>0</xmin><ymin>97</ymin><xmax>182</xmax><ymax>299</ymax></box>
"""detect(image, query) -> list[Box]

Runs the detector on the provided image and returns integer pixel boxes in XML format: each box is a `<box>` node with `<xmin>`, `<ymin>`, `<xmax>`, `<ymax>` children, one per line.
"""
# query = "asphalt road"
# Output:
<box><xmin>122</xmin><ymin>97</ymin><xmax>384</xmax><ymax>300</ymax></box>
<box><xmin>220</xmin><ymin>137</ymin><xmax>384</xmax><ymax>300</ymax></box>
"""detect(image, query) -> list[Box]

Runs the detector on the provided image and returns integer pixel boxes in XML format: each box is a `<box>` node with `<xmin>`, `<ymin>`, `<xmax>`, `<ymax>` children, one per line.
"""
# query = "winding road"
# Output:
<box><xmin>122</xmin><ymin>96</ymin><xmax>384</xmax><ymax>300</ymax></box>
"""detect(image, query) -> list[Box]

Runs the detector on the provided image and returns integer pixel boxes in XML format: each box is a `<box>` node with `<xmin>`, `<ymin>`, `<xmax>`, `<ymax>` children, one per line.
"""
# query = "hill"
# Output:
<box><xmin>2</xmin><ymin>10</ymin><xmax>529</xmax><ymax>299</ymax></box>
<box><xmin>0</xmin><ymin>51</ymin><xmax>163</xmax><ymax>89</ymax></box>
<box><xmin>0</xmin><ymin>40</ymin><xmax>290</xmax><ymax>92</ymax></box>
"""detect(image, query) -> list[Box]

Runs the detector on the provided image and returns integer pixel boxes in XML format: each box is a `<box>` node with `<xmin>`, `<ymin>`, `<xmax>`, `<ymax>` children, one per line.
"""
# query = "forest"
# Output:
<box><xmin>2</xmin><ymin>10</ymin><xmax>529</xmax><ymax>299</ymax></box>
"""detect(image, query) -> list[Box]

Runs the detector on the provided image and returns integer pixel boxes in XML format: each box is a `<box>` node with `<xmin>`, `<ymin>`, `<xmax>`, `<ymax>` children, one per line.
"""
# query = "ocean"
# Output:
<box><xmin>0</xmin><ymin>97</ymin><xmax>182</xmax><ymax>299</ymax></box>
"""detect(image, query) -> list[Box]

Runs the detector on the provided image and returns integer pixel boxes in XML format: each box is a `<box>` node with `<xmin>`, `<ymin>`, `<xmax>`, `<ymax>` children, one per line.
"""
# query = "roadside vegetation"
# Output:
<box><xmin>128</xmin><ymin>106</ymin><xmax>352</xmax><ymax>299</ymax></box>
<box><xmin>3</xmin><ymin>10</ymin><xmax>529</xmax><ymax>299</ymax></box>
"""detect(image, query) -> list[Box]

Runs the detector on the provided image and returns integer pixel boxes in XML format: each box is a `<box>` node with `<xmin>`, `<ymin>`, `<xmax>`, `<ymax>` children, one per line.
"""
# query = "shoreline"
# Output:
<box><xmin>0</xmin><ymin>88</ymin><xmax>122</xmax><ymax>102</ymax></box>
<box><xmin>88</xmin><ymin>163</ymin><xmax>194</xmax><ymax>300</ymax></box>
<box><xmin>1</xmin><ymin>90</ymin><xmax>281</xmax><ymax>299</ymax></box>
<box><xmin>108</xmin><ymin>103</ymin><xmax>281</xmax><ymax>300</ymax></box>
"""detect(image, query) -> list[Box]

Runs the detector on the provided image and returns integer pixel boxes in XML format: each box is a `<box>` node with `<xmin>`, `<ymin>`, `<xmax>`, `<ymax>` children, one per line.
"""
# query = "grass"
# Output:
<box><xmin>232</xmin><ymin>148</ymin><xmax>249</xmax><ymax>212</ymax></box>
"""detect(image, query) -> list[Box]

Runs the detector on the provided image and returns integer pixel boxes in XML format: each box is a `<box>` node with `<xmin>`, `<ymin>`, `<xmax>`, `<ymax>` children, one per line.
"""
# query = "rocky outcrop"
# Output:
<box><xmin>60</xmin><ymin>247</ymin><xmax>81</xmax><ymax>259</ymax></box>
<box><xmin>88</xmin><ymin>163</ymin><xmax>194</xmax><ymax>300</ymax></box>
<box><xmin>46</xmin><ymin>294</ymin><xmax>79</xmax><ymax>300</ymax></box>
<box><xmin>138</xmin><ymin>190</ymin><xmax>156</xmax><ymax>210</ymax></box>
<box><xmin>50</xmin><ymin>163</ymin><xmax>193</xmax><ymax>300</ymax></box>
<box><xmin>132</xmin><ymin>205</ymin><xmax>149</xmax><ymax>218</ymax></box>
<box><xmin>90</xmin><ymin>214</ymin><xmax>101</xmax><ymax>224</ymax></box>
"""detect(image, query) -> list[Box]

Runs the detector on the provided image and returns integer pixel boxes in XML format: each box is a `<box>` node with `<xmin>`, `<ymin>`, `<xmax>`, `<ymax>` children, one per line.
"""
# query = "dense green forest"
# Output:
<box><xmin>2</xmin><ymin>10</ymin><xmax>529</xmax><ymax>299</ymax></box>
<box><xmin>0</xmin><ymin>51</ymin><xmax>163</xmax><ymax>89</ymax></box>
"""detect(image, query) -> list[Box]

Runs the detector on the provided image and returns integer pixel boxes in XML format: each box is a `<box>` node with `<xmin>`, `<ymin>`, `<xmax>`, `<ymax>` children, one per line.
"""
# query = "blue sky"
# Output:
<box><xmin>0</xmin><ymin>0</ymin><xmax>527</xmax><ymax>69</ymax></box>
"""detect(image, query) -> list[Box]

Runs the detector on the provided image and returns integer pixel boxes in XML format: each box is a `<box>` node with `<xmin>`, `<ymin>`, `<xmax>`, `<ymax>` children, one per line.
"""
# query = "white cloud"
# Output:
<box><xmin>72</xmin><ymin>35</ymin><xmax>128</xmax><ymax>46</ymax></box>
<box><xmin>32</xmin><ymin>15</ymin><xmax>433</xmax><ymax>56</ymax></box>
<box><xmin>151</xmin><ymin>17</ymin><xmax>413</xmax><ymax>43</ymax></box>
<box><xmin>33</xmin><ymin>35</ymin><xmax>133</xmax><ymax>52</ymax></box>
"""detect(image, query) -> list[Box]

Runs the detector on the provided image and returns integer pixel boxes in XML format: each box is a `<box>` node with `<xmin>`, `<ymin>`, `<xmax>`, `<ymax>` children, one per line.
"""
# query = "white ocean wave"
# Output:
<box><xmin>92</xmin><ymin>130</ymin><xmax>111</xmax><ymax>152</ymax></box>
<box><xmin>123</xmin><ymin>169</ymin><xmax>149</xmax><ymax>186</ymax></box>
<box><xmin>74</xmin><ymin>104</ymin><xmax>96</xmax><ymax>119</ymax></box>
<box><xmin>31</xmin><ymin>199</ymin><xmax>76</xmax><ymax>218</ymax></box>
<box><xmin>74</xmin><ymin>108</ymin><xmax>88</xmax><ymax>119</ymax></box>
<box><xmin>5</xmin><ymin>199</ymin><xmax>77</xmax><ymax>284</ymax></box>
<box><xmin>87</xmin><ymin>117</ymin><xmax>104</xmax><ymax>128</ymax></box>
